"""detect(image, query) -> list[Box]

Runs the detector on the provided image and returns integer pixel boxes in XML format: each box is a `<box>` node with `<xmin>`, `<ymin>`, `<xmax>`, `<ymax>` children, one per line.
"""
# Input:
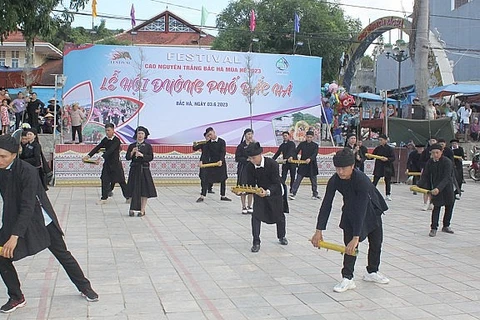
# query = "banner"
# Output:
<box><xmin>63</xmin><ymin>45</ymin><xmax>322</xmax><ymax>146</ymax></box>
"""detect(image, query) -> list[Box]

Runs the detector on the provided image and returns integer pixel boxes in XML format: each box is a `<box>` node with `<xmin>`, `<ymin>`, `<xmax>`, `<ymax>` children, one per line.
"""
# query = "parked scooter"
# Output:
<box><xmin>469</xmin><ymin>145</ymin><xmax>480</xmax><ymax>181</ymax></box>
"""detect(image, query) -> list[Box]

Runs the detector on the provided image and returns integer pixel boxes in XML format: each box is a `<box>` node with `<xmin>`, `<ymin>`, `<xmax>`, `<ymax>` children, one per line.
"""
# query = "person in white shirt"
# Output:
<box><xmin>457</xmin><ymin>103</ymin><xmax>472</xmax><ymax>141</ymax></box>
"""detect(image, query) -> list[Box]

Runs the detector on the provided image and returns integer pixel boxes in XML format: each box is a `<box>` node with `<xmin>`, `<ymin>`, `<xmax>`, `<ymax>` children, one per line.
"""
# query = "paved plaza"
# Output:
<box><xmin>2</xmin><ymin>180</ymin><xmax>480</xmax><ymax>320</ymax></box>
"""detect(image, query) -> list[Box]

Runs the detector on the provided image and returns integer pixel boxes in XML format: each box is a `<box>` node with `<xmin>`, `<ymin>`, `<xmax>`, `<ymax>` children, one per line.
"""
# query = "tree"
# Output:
<box><xmin>0</xmin><ymin>0</ymin><xmax>89</xmax><ymax>89</ymax></box>
<box><xmin>360</xmin><ymin>55</ymin><xmax>374</xmax><ymax>70</ymax></box>
<box><xmin>213</xmin><ymin>0</ymin><xmax>361</xmax><ymax>82</ymax></box>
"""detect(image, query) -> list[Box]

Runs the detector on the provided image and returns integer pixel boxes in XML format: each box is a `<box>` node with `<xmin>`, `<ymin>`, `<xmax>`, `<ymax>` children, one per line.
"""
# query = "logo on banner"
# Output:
<box><xmin>108</xmin><ymin>50</ymin><xmax>132</xmax><ymax>65</ymax></box>
<box><xmin>275</xmin><ymin>57</ymin><xmax>289</xmax><ymax>75</ymax></box>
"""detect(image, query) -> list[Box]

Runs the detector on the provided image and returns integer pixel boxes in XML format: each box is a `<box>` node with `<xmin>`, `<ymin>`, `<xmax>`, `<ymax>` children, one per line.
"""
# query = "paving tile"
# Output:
<box><xmin>0</xmin><ymin>183</ymin><xmax>478</xmax><ymax>320</ymax></box>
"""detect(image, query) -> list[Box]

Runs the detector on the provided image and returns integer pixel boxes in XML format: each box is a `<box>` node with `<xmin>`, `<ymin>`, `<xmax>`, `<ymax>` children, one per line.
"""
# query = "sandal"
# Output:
<box><xmin>129</xmin><ymin>210</ymin><xmax>135</xmax><ymax>217</ymax></box>
<box><xmin>137</xmin><ymin>211</ymin><xmax>145</xmax><ymax>217</ymax></box>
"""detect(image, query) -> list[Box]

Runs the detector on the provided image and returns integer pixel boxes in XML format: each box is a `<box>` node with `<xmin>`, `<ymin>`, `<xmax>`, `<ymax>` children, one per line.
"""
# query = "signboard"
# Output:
<box><xmin>63</xmin><ymin>45</ymin><xmax>322</xmax><ymax>146</ymax></box>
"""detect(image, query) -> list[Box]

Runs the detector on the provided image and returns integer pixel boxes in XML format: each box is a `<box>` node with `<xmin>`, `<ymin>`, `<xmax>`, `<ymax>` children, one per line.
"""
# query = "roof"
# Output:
<box><xmin>1</xmin><ymin>31</ymin><xmax>63</xmax><ymax>59</ymax></box>
<box><xmin>37</xmin><ymin>59</ymin><xmax>63</xmax><ymax>86</ymax></box>
<box><xmin>115</xmin><ymin>10</ymin><xmax>215</xmax><ymax>47</ymax></box>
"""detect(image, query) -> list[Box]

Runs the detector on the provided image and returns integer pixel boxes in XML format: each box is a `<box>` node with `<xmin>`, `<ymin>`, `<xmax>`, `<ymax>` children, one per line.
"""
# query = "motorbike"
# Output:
<box><xmin>469</xmin><ymin>145</ymin><xmax>480</xmax><ymax>181</ymax></box>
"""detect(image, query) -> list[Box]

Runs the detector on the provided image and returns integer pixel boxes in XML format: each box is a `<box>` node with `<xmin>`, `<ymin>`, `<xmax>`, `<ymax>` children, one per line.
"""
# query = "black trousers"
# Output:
<box><xmin>0</xmin><ymin>224</ymin><xmax>91</xmax><ymax>300</ymax></box>
<box><xmin>71</xmin><ymin>125</ymin><xmax>82</xmax><ymax>143</ymax></box>
<box><xmin>15</xmin><ymin>112</ymin><xmax>24</xmax><ymax>130</ymax></box>
<box><xmin>201</xmin><ymin>180</ymin><xmax>226</xmax><ymax>197</ymax></box>
<box><xmin>291</xmin><ymin>174</ymin><xmax>318</xmax><ymax>197</ymax></box>
<box><xmin>281</xmin><ymin>163</ymin><xmax>296</xmax><ymax>192</ymax></box>
<box><xmin>372</xmin><ymin>175</ymin><xmax>391</xmax><ymax>195</ymax></box>
<box><xmin>342</xmin><ymin>222</ymin><xmax>383</xmax><ymax>280</ymax></box>
<box><xmin>431</xmin><ymin>203</ymin><xmax>455</xmax><ymax>230</ymax></box>
<box><xmin>251</xmin><ymin>215</ymin><xmax>286</xmax><ymax>245</ymax></box>
<box><xmin>101</xmin><ymin>179</ymin><xmax>127</xmax><ymax>200</ymax></box>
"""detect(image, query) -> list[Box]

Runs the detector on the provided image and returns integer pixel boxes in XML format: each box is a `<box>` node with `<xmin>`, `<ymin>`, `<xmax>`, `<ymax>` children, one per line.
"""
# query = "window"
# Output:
<box><xmin>452</xmin><ymin>0</ymin><xmax>470</xmax><ymax>9</ymax></box>
<box><xmin>11</xmin><ymin>51</ymin><xmax>19</xmax><ymax>68</ymax></box>
<box><xmin>168</xmin><ymin>16</ymin><xmax>194</xmax><ymax>32</ymax></box>
<box><xmin>0</xmin><ymin>51</ymin><xmax>5</xmax><ymax>67</ymax></box>
<box><xmin>140</xmin><ymin>16</ymin><xmax>165</xmax><ymax>31</ymax></box>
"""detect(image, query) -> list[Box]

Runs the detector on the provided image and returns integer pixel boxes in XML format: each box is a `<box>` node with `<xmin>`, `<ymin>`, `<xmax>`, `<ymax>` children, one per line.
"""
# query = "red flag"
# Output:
<box><xmin>250</xmin><ymin>9</ymin><xmax>256</xmax><ymax>32</ymax></box>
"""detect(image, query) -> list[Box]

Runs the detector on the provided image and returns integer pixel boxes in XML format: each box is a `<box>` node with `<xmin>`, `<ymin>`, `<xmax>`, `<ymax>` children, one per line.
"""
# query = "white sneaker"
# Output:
<box><xmin>363</xmin><ymin>272</ymin><xmax>390</xmax><ymax>284</ymax></box>
<box><xmin>96</xmin><ymin>199</ymin><xmax>108</xmax><ymax>205</ymax></box>
<box><xmin>247</xmin><ymin>206</ymin><xmax>253</xmax><ymax>214</ymax></box>
<box><xmin>311</xmin><ymin>195</ymin><xmax>321</xmax><ymax>200</ymax></box>
<box><xmin>422</xmin><ymin>203</ymin><xmax>430</xmax><ymax>211</ymax></box>
<box><xmin>333</xmin><ymin>278</ymin><xmax>356</xmax><ymax>293</ymax></box>
<box><xmin>428</xmin><ymin>203</ymin><xmax>434</xmax><ymax>210</ymax></box>
<box><xmin>242</xmin><ymin>207</ymin><xmax>248</xmax><ymax>214</ymax></box>
<box><xmin>289</xmin><ymin>195</ymin><xmax>296</xmax><ymax>200</ymax></box>
<box><xmin>385</xmin><ymin>195</ymin><xmax>392</xmax><ymax>201</ymax></box>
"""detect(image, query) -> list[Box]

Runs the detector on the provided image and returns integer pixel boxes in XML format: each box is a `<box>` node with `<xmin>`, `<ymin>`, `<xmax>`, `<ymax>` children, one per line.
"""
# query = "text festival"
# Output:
<box><xmin>99</xmin><ymin>70</ymin><xmax>293</xmax><ymax>98</ymax></box>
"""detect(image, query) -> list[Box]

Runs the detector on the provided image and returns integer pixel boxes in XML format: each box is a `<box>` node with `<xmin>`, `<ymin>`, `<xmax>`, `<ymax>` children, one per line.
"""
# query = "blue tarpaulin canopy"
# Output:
<box><xmin>351</xmin><ymin>92</ymin><xmax>398</xmax><ymax>103</ymax></box>
<box><xmin>428</xmin><ymin>83</ymin><xmax>480</xmax><ymax>98</ymax></box>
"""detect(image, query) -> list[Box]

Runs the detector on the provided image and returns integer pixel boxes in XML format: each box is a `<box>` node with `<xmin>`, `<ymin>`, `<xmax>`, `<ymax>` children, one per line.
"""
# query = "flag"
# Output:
<box><xmin>294</xmin><ymin>12</ymin><xmax>300</xmax><ymax>33</ymax></box>
<box><xmin>249</xmin><ymin>9</ymin><xmax>256</xmax><ymax>32</ymax></box>
<box><xmin>130</xmin><ymin>4</ymin><xmax>136</xmax><ymax>28</ymax></box>
<box><xmin>92</xmin><ymin>0</ymin><xmax>97</xmax><ymax>18</ymax></box>
<box><xmin>201</xmin><ymin>6</ymin><xmax>208</xmax><ymax>27</ymax></box>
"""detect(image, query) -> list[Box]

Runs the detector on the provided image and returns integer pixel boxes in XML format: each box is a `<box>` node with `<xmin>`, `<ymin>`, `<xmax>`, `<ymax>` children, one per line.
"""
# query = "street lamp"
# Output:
<box><xmin>384</xmin><ymin>39</ymin><xmax>409</xmax><ymax>118</ymax></box>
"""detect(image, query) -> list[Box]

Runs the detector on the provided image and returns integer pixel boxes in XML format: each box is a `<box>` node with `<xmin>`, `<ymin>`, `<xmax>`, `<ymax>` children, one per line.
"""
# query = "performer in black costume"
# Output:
<box><xmin>83</xmin><ymin>123</ymin><xmax>129</xmax><ymax>205</ymax></box>
<box><xmin>243</xmin><ymin>142</ymin><xmax>288</xmax><ymax>253</ymax></box>
<box><xmin>0</xmin><ymin>135</ymin><xmax>98</xmax><ymax>314</ymax></box>
<box><xmin>289</xmin><ymin>130</ymin><xmax>320</xmax><ymax>200</ymax></box>
<box><xmin>272</xmin><ymin>131</ymin><xmax>297</xmax><ymax>194</ymax></box>
<box><xmin>125</xmin><ymin>126</ymin><xmax>157</xmax><ymax>217</ymax></box>
<box><xmin>235</xmin><ymin>128</ymin><xmax>255</xmax><ymax>214</ymax></box>
<box><xmin>196</xmin><ymin>127</ymin><xmax>231</xmax><ymax>203</ymax></box>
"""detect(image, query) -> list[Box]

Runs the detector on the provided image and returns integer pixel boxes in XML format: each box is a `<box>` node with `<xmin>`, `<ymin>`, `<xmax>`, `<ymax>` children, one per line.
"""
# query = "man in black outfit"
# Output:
<box><xmin>372</xmin><ymin>134</ymin><xmax>395</xmax><ymax>201</ymax></box>
<box><xmin>272</xmin><ymin>131</ymin><xmax>297</xmax><ymax>193</ymax></box>
<box><xmin>417</xmin><ymin>144</ymin><xmax>457</xmax><ymax>237</ymax></box>
<box><xmin>406</xmin><ymin>144</ymin><xmax>426</xmax><ymax>193</ymax></box>
<box><xmin>289</xmin><ymin>130</ymin><xmax>320</xmax><ymax>200</ymax></box>
<box><xmin>244</xmin><ymin>142</ymin><xmax>288</xmax><ymax>253</ymax></box>
<box><xmin>0</xmin><ymin>135</ymin><xmax>98</xmax><ymax>314</ymax></box>
<box><xmin>193</xmin><ymin>132</ymin><xmax>213</xmax><ymax>195</ymax></box>
<box><xmin>25</xmin><ymin>92</ymin><xmax>45</xmax><ymax>132</ymax></box>
<box><xmin>197</xmin><ymin>127</ymin><xmax>231</xmax><ymax>202</ymax></box>
<box><xmin>450</xmin><ymin>139</ymin><xmax>465</xmax><ymax>199</ymax></box>
<box><xmin>437</xmin><ymin>138</ymin><xmax>454</xmax><ymax>162</ymax></box>
<box><xmin>311</xmin><ymin>148</ymin><xmax>389</xmax><ymax>293</ymax></box>
<box><xmin>83</xmin><ymin>123</ymin><xmax>128</xmax><ymax>204</ymax></box>
<box><xmin>344</xmin><ymin>133</ymin><xmax>367</xmax><ymax>171</ymax></box>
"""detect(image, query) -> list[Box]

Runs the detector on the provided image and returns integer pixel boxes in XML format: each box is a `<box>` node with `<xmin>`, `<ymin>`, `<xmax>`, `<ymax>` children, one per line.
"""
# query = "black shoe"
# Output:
<box><xmin>442</xmin><ymin>226</ymin><xmax>454</xmax><ymax>234</ymax></box>
<box><xmin>129</xmin><ymin>210</ymin><xmax>135</xmax><ymax>217</ymax></box>
<box><xmin>80</xmin><ymin>288</ymin><xmax>99</xmax><ymax>302</ymax></box>
<box><xmin>251</xmin><ymin>244</ymin><xmax>260</xmax><ymax>253</ymax></box>
<box><xmin>429</xmin><ymin>229</ymin><xmax>437</xmax><ymax>237</ymax></box>
<box><xmin>220</xmin><ymin>196</ymin><xmax>232</xmax><ymax>201</ymax></box>
<box><xmin>208</xmin><ymin>190</ymin><xmax>215</xmax><ymax>194</ymax></box>
<box><xmin>196</xmin><ymin>197</ymin><xmax>204</xmax><ymax>203</ymax></box>
<box><xmin>0</xmin><ymin>296</ymin><xmax>26</xmax><ymax>313</ymax></box>
<box><xmin>108</xmin><ymin>191</ymin><xmax>114</xmax><ymax>197</ymax></box>
<box><xmin>279</xmin><ymin>237</ymin><xmax>288</xmax><ymax>245</ymax></box>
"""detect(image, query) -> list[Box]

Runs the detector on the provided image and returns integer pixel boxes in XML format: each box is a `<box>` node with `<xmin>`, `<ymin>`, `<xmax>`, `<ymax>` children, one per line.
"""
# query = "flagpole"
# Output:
<box><xmin>293</xmin><ymin>13</ymin><xmax>296</xmax><ymax>55</ymax></box>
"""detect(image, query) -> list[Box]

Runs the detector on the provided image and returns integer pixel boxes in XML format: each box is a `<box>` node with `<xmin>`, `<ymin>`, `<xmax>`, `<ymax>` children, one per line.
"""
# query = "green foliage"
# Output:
<box><xmin>213</xmin><ymin>0</ymin><xmax>361</xmax><ymax>82</ymax></box>
<box><xmin>361</xmin><ymin>55</ymin><xmax>374</xmax><ymax>69</ymax></box>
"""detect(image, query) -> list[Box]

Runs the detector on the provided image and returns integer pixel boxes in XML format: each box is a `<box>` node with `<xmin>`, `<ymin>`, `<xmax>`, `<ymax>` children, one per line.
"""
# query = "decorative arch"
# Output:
<box><xmin>340</xmin><ymin>16</ymin><xmax>454</xmax><ymax>91</ymax></box>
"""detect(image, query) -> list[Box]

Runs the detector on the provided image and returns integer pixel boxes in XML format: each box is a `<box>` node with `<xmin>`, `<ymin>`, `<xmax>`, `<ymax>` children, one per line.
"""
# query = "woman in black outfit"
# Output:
<box><xmin>125</xmin><ymin>126</ymin><xmax>157</xmax><ymax>217</ymax></box>
<box><xmin>19</xmin><ymin>128</ymin><xmax>49</xmax><ymax>190</ymax></box>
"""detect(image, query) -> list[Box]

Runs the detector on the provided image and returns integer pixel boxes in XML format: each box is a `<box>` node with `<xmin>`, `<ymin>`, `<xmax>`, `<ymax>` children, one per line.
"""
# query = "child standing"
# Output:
<box><xmin>1</xmin><ymin>99</ymin><xmax>10</xmax><ymax>134</ymax></box>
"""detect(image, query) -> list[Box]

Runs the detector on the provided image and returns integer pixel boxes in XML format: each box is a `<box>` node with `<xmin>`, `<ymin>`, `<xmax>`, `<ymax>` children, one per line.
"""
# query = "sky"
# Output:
<box><xmin>70</xmin><ymin>0</ymin><xmax>414</xmax><ymax>35</ymax></box>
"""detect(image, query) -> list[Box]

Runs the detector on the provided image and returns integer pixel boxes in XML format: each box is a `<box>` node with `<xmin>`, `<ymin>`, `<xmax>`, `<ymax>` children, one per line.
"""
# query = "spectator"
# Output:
<box><xmin>26</xmin><ymin>92</ymin><xmax>45</xmax><ymax>132</ymax></box>
<box><xmin>470</xmin><ymin>117</ymin><xmax>480</xmax><ymax>141</ymax></box>
<box><xmin>321</xmin><ymin>102</ymin><xmax>333</xmax><ymax>140</ymax></box>
<box><xmin>9</xmin><ymin>92</ymin><xmax>26</xmax><ymax>130</ymax></box>
<box><xmin>457</xmin><ymin>103</ymin><xmax>472</xmax><ymax>141</ymax></box>
<box><xmin>69</xmin><ymin>103</ymin><xmax>86</xmax><ymax>144</ymax></box>
<box><xmin>1</xmin><ymin>99</ymin><xmax>9</xmax><ymax>134</ymax></box>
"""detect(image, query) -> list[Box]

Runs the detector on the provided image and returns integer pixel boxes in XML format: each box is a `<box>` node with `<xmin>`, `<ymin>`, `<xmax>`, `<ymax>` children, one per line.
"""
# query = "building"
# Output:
<box><xmin>430</xmin><ymin>0</ymin><xmax>480</xmax><ymax>82</ymax></box>
<box><xmin>115</xmin><ymin>10</ymin><xmax>215</xmax><ymax>48</ymax></box>
<box><xmin>0</xmin><ymin>31</ymin><xmax>63</xmax><ymax>88</ymax></box>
